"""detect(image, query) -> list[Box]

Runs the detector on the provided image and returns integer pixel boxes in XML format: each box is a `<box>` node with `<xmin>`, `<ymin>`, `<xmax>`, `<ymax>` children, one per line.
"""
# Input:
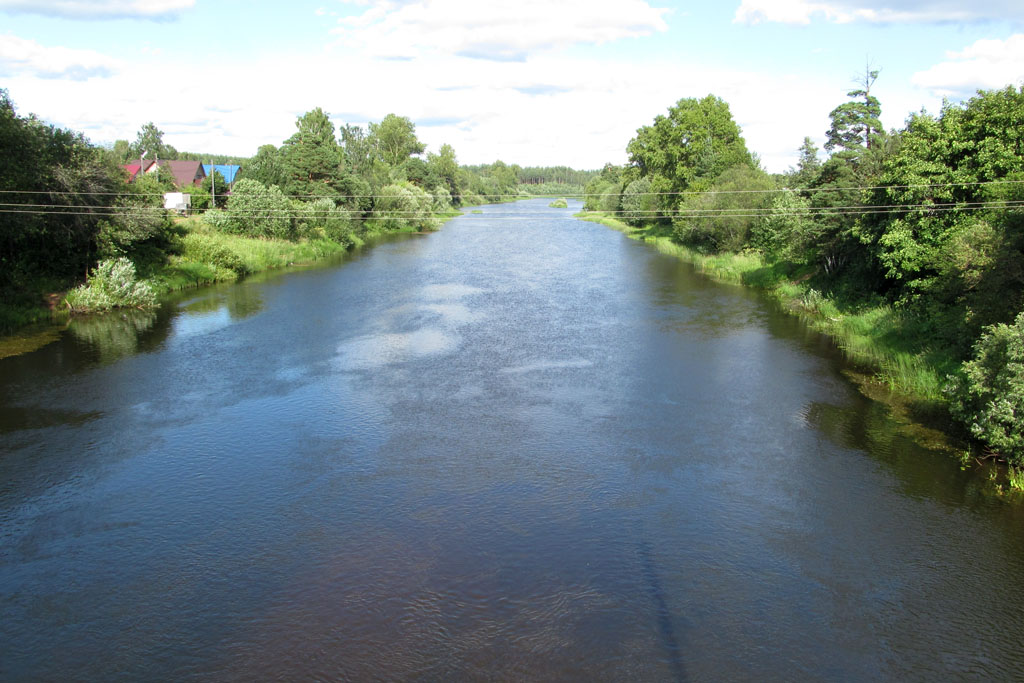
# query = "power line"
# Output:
<box><xmin>2</xmin><ymin>177</ymin><xmax>1024</xmax><ymax>200</ymax></box>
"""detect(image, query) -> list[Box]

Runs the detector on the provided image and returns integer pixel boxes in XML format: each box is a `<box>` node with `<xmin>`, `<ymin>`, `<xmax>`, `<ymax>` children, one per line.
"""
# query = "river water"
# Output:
<box><xmin>2</xmin><ymin>199</ymin><xmax>1024</xmax><ymax>680</ymax></box>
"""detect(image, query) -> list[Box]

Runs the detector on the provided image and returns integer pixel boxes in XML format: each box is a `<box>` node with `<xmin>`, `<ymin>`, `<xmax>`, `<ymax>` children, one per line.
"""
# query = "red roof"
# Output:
<box><xmin>122</xmin><ymin>160</ymin><xmax>158</xmax><ymax>182</ymax></box>
<box><xmin>156</xmin><ymin>160</ymin><xmax>206</xmax><ymax>187</ymax></box>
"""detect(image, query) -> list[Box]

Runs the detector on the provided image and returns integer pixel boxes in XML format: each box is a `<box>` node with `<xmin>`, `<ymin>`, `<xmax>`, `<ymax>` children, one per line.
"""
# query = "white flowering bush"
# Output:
<box><xmin>64</xmin><ymin>257</ymin><xmax>157</xmax><ymax>312</ymax></box>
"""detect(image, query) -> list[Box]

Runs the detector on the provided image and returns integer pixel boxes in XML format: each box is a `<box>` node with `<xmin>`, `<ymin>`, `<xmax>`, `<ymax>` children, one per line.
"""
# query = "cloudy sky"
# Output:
<box><xmin>1</xmin><ymin>0</ymin><xmax>1022</xmax><ymax>172</ymax></box>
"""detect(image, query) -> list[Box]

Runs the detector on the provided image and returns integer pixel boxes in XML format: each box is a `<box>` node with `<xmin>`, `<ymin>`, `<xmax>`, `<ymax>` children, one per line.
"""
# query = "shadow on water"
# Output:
<box><xmin>637</xmin><ymin>531</ymin><xmax>688</xmax><ymax>682</ymax></box>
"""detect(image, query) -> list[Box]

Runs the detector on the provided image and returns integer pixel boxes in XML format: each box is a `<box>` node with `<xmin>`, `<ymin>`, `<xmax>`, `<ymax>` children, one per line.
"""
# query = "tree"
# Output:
<box><xmin>948</xmin><ymin>311</ymin><xmax>1024</xmax><ymax>463</ymax></box>
<box><xmin>825</xmin><ymin>65</ymin><xmax>883</xmax><ymax>157</ymax></box>
<box><xmin>131</xmin><ymin>121</ymin><xmax>175</xmax><ymax>160</ymax></box>
<box><xmin>627</xmin><ymin>94</ymin><xmax>754</xmax><ymax>196</ymax></box>
<box><xmin>241</xmin><ymin>144</ymin><xmax>286</xmax><ymax>189</ymax></box>
<box><xmin>854</xmin><ymin>87</ymin><xmax>1024</xmax><ymax>340</ymax></box>
<box><xmin>427</xmin><ymin>143</ymin><xmax>459</xmax><ymax>201</ymax></box>
<box><xmin>200</xmin><ymin>169</ymin><xmax>228</xmax><ymax>209</ymax></box>
<box><xmin>210</xmin><ymin>178</ymin><xmax>292</xmax><ymax>239</ymax></box>
<box><xmin>369</xmin><ymin>114</ymin><xmax>425</xmax><ymax>169</ymax></box>
<box><xmin>673</xmin><ymin>164</ymin><xmax>776</xmax><ymax>252</ymax></box>
<box><xmin>279</xmin><ymin>108</ymin><xmax>344</xmax><ymax>198</ymax></box>
<box><xmin>621</xmin><ymin>176</ymin><xmax>659</xmax><ymax>225</ymax></box>
<box><xmin>791</xmin><ymin>137</ymin><xmax>822</xmax><ymax>187</ymax></box>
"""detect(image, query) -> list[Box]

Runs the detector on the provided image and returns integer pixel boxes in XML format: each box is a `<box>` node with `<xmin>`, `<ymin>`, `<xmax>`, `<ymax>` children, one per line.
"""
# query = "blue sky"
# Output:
<box><xmin>1</xmin><ymin>0</ymin><xmax>1023</xmax><ymax>171</ymax></box>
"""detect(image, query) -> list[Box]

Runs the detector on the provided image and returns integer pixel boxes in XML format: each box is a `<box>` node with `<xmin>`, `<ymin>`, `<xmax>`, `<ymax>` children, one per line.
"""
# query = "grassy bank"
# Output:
<box><xmin>578</xmin><ymin>211</ymin><xmax>954</xmax><ymax>407</ymax></box>
<box><xmin>147</xmin><ymin>216</ymin><xmax>354</xmax><ymax>293</ymax></box>
<box><xmin>1</xmin><ymin>207</ymin><xmax>465</xmax><ymax>345</ymax></box>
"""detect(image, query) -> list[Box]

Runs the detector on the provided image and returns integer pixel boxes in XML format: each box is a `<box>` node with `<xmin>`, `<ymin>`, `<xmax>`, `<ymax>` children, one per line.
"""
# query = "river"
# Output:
<box><xmin>2</xmin><ymin>199</ymin><xmax>1024</xmax><ymax>680</ymax></box>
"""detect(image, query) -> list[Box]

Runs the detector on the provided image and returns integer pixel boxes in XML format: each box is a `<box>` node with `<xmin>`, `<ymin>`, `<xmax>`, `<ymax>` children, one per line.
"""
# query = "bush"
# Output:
<box><xmin>948</xmin><ymin>311</ymin><xmax>1024</xmax><ymax>463</ymax></box>
<box><xmin>291</xmin><ymin>198</ymin><xmax>355</xmax><ymax>245</ymax></box>
<box><xmin>621</xmin><ymin>177</ymin><xmax>657</xmax><ymax>225</ymax></box>
<box><xmin>673</xmin><ymin>165</ymin><xmax>776</xmax><ymax>253</ymax></box>
<box><xmin>372</xmin><ymin>183</ymin><xmax>437</xmax><ymax>232</ymax></box>
<box><xmin>212</xmin><ymin>178</ymin><xmax>293</xmax><ymax>239</ymax></box>
<box><xmin>548</xmin><ymin>198</ymin><xmax>568</xmax><ymax>208</ymax></box>
<box><xmin>180</xmin><ymin>233</ymin><xmax>250</xmax><ymax>274</ymax></box>
<box><xmin>64</xmin><ymin>257</ymin><xmax>157</xmax><ymax>312</ymax></box>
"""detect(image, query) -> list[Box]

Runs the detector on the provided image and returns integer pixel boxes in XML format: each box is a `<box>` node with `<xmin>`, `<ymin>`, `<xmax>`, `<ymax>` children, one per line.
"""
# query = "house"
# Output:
<box><xmin>122</xmin><ymin>159</ymin><xmax>157</xmax><ymax>182</ymax></box>
<box><xmin>121</xmin><ymin>159</ymin><xmax>206</xmax><ymax>187</ymax></box>
<box><xmin>156</xmin><ymin>160</ymin><xmax>206</xmax><ymax>187</ymax></box>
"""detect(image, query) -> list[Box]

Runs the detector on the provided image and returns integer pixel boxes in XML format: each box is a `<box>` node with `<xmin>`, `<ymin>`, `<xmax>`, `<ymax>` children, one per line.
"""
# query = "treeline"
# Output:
<box><xmin>585</xmin><ymin>75</ymin><xmax>1024</xmax><ymax>465</ymax></box>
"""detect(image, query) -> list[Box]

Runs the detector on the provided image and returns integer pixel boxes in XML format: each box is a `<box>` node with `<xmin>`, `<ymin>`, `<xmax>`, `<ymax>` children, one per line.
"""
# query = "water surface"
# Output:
<box><xmin>2</xmin><ymin>200</ymin><xmax>1023</xmax><ymax>680</ymax></box>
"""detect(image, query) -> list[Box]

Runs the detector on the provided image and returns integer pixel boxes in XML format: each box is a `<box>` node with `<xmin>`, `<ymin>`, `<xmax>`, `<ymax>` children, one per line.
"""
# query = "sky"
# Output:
<box><xmin>1</xmin><ymin>0</ymin><xmax>1023</xmax><ymax>173</ymax></box>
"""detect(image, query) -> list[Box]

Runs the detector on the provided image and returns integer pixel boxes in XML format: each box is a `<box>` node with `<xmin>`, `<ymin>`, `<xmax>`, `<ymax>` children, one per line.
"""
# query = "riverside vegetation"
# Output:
<box><xmin>580</xmin><ymin>68</ymin><xmax>1024</xmax><ymax>472</ymax></box>
<box><xmin>4</xmin><ymin>75</ymin><xmax>1023</xmax><ymax>473</ymax></box>
<box><xmin>1</xmin><ymin>90</ymin><xmax>591</xmax><ymax>333</ymax></box>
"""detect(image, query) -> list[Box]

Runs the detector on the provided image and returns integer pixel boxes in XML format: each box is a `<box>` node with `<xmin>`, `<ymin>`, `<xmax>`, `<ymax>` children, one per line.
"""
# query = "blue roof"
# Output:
<box><xmin>202</xmin><ymin>164</ymin><xmax>241</xmax><ymax>184</ymax></box>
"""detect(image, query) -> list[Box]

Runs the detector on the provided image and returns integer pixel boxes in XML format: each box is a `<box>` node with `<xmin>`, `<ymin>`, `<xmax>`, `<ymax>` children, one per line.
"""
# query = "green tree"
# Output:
<box><xmin>210</xmin><ymin>178</ymin><xmax>292</xmax><ymax>239</ymax></box>
<box><xmin>241</xmin><ymin>144</ymin><xmax>286</xmax><ymax>189</ymax></box>
<box><xmin>673</xmin><ymin>164</ymin><xmax>776</xmax><ymax>252</ymax></box>
<box><xmin>279</xmin><ymin>107</ymin><xmax>345</xmax><ymax>198</ymax></box>
<box><xmin>131</xmin><ymin>121</ymin><xmax>175</xmax><ymax>160</ymax></box>
<box><xmin>857</xmin><ymin>88</ymin><xmax>1024</xmax><ymax>326</ymax></box>
<box><xmin>948</xmin><ymin>311</ymin><xmax>1024</xmax><ymax>463</ymax></box>
<box><xmin>627</xmin><ymin>94</ymin><xmax>754</xmax><ymax>196</ymax></box>
<box><xmin>825</xmin><ymin>65</ymin><xmax>883</xmax><ymax>157</ymax></box>
<box><xmin>427</xmin><ymin>143</ymin><xmax>459</xmax><ymax>201</ymax></box>
<box><xmin>372</xmin><ymin>182</ymin><xmax>436</xmax><ymax>232</ymax></box>
<box><xmin>621</xmin><ymin>176</ymin><xmax>659</xmax><ymax>225</ymax></box>
<box><xmin>791</xmin><ymin>137</ymin><xmax>822</xmax><ymax>187</ymax></box>
<box><xmin>369</xmin><ymin>114</ymin><xmax>425</xmax><ymax>169</ymax></box>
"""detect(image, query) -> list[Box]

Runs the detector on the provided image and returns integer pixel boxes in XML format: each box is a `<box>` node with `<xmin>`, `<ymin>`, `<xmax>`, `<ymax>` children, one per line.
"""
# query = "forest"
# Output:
<box><xmin>581</xmin><ymin>70</ymin><xmax>1024</xmax><ymax>467</ymax></box>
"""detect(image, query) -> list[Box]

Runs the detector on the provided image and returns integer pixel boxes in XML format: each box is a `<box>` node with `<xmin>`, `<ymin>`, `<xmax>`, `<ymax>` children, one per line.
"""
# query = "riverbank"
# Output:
<box><xmin>577</xmin><ymin>211</ymin><xmax>966</xmax><ymax>442</ymax></box>
<box><xmin>0</xmin><ymin>208</ymin><xmax>466</xmax><ymax>358</ymax></box>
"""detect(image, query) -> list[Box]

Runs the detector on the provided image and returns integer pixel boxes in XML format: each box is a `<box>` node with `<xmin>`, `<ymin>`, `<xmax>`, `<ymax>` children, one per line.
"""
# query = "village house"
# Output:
<box><xmin>122</xmin><ymin>159</ymin><xmax>206</xmax><ymax>187</ymax></box>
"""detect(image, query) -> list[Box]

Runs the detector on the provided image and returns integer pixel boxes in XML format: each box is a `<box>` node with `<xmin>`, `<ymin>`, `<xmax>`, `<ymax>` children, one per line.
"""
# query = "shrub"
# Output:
<box><xmin>180</xmin><ymin>233</ymin><xmax>250</xmax><ymax>274</ymax></box>
<box><xmin>64</xmin><ymin>257</ymin><xmax>157</xmax><ymax>312</ymax></box>
<box><xmin>293</xmin><ymin>198</ymin><xmax>355</xmax><ymax>245</ymax></box>
<box><xmin>621</xmin><ymin>177</ymin><xmax>658</xmax><ymax>225</ymax></box>
<box><xmin>548</xmin><ymin>198</ymin><xmax>569</xmax><ymax>208</ymax></box>
<box><xmin>212</xmin><ymin>178</ymin><xmax>293</xmax><ymax>239</ymax></box>
<box><xmin>947</xmin><ymin>311</ymin><xmax>1024</xmax><ymax>463</ymax></box>
<box><xmin>372</xmin><ymin>183</ymin><xmax>437</xmax><ymax>232</ymax></box>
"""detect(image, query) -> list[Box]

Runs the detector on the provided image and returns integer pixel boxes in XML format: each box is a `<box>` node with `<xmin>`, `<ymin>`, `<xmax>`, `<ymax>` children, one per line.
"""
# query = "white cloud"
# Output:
<box><xmin>912</xmin><ymin>34</ymin><xmax>1024</xmax><ymax>97</ymax></box>
<box><xmin>331</xmin><ymin>0</ymin><xmax>670</xmax><ymax>60</ymax></box>
<box><xmin>734</xmin><ymin>0</ymin><xmax>1022</xmax><ymax>25</ymax></box>
<box><xmin>0</xmin><ymin>34</ymin><xmax>120</xmax><ymax>79</ymax></box>
<box><xmin>1</xmin><ymin>40</ymin><xmax>879</xmax><ymax>173</ymax></box>
<box><xmin>0</xmin><ymin>0</ymin><xmax>194</xmax><ymax>20</ymax></box>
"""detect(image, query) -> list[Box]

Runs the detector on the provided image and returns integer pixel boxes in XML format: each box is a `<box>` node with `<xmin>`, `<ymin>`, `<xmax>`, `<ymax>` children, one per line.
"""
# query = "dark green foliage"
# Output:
<box><xmin>948</xmin><ymin>312</ymin><xmax>1024</xmax><ymax>463</ymax></box>
<box><xmin>825</xmin><ymin>67</ymin><xmax>883</xmax><ymax>157</ymax></box>
<box><xmin>240</xmin><ymin>144</ymin><xmax>287</xmax><ymax>189</ymax></box>
<box><xmin>0</xmin><ymin>89</ymin><xmax>124</xmax><ymax>292</ymax></box>
<box><xmin>201</xmin><ymin>169</ymin><xmax>229</xmax><ymax>209</ymax></box>
<box><xmin>280</xmin><ymin>108</ymin><xmax>345</xmax><ymax>198</ymax></box>
<box><xmin>673</xmin><ymin>164</ymin><xmax>776</xmax><ymax>252</ymax></box>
